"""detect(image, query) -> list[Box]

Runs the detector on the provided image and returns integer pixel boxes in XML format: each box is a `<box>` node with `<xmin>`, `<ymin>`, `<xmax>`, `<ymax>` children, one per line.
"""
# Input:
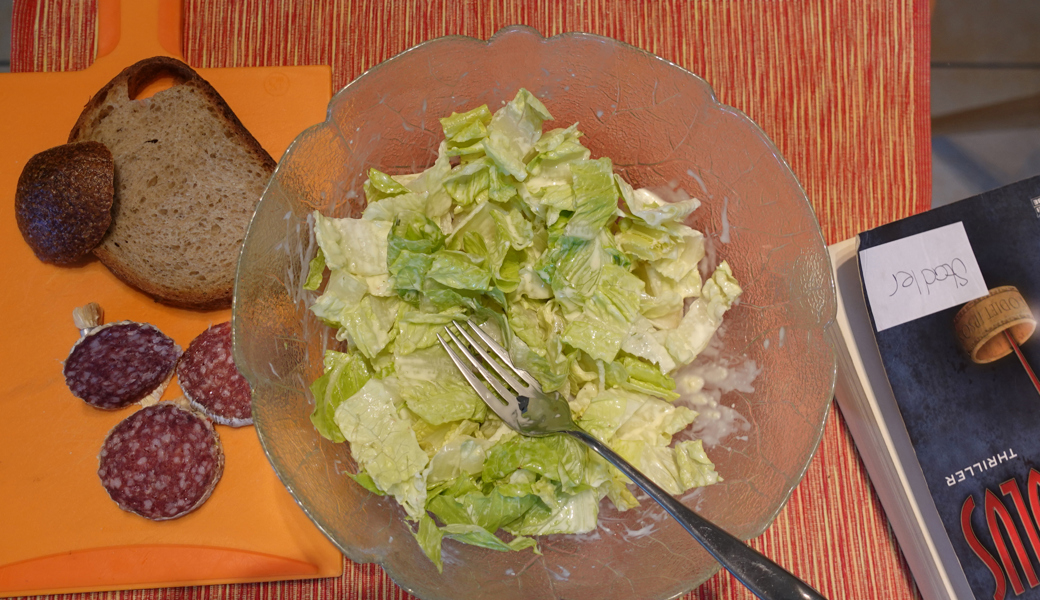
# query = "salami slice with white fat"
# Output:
<box><xmin>64</xmin><ymin>320</ymin><xmax>181</xmax><ymax>410</ymax></box>
<box><xmin>98</xmin><ymin>402</ymin><xmax>224</xmax><ymax>520</ymax></box>
<box><xmin>177</xmin><ymin>321</ymin><xmax>253</xmax><ymax>427</ymax></box>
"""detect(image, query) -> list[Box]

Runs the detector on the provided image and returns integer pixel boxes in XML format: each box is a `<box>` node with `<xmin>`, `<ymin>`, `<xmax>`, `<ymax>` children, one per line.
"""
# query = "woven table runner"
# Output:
<box><xmin>11</xmin><ymin>1</ymin><xmax>931</xmax><ymax>598</ymax></box>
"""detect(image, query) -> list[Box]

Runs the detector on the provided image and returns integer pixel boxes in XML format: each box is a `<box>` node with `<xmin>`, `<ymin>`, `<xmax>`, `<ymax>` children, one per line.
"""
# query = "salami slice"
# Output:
<box><xmin>64</xmin><ymin>321</ymin><xmax>181</xmax><ymax>410</ymax></box>
<box><xmin>177</xmin><ymin>322</ymin><xmax>253</xmax><ymax>427</ymax></box>
<box><xmin>98</xmin><ymin>402</ymin><xmax>224</xmax><ymax>520</ymax></box>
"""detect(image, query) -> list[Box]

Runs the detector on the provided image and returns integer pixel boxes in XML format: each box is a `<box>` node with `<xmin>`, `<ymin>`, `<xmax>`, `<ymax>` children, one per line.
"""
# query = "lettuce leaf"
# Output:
<box><xmin>339</xmin><ymin>294</ymin><xmax>400</xmax><ymax>359</ymax></box>
<box><xmin>308</xmin><ymin>270</ymin><xmax>369</xmax><ymax>328</ymax></box>
<box><xmin>362</xmin><ymin>191</ymin><xmax>427</xmax><ymax>222</ymax></box>
<box><xmin>481</xmin><ymin>433</ymin><xmax>601</xmax><ymax>496</ymax></box>
<box><xmin>333</xmin><ymin>378</ymin><xmax>429</xmax><ymax>518</ymax></box>
<box><xmin>303</xmin><ymin>247</ymin><xmax>326</xmax><ymax>291</ymax></box>
<box><xmin>309</xmin><ymin>350</ymin><xmax>372</xmax><ymax>442</ymax></box>
<box><xmin>565</xmin><ymin>158</ymin><xmax>620</xmax><ymax>240</ymax></box>
<box><xmin>313</xmin><ymin>212</ymin><xmax>391</xmax><ymax>277</ymax></box>
<box><xmin>426</xmin><ymin>437</ymin><xmax>491</xmax><ymax>485</ymax></box>
<box><xmin>428</xmin><ymin>250</ymin><xmax>492</xmax><ymax>291</ymax></box>
<box><xmin>505</xmin><ymin>488</ymin><xmax>600</xmax><ymax>536</ymax></box>
<box><xmin>665</xmin><ymin>261</ymin><xmax>742</xmax><ymax>366</ymax></box>
<box><xmin>441</xmin><ymin>104</ymin><xmax>492</xmax><ymax>156</ymax></box>
<box><xmin>415</xmin><ymin>514</ymin><xmax>445</xmax><ymax>572</ymax></box>
<box><xmin>364</xmin><ymin>168</ymin><xmax>413</xmax><ymax>202</ymax></box>
<box><xmin>482</xmin><ymin>89</ymin><xmax>552</xmax><ymax>181</ymax></box>
<box><xmin>443</xmin><ymin>158</ymin><xmax>493</xmax><ymax>207</ymax></box>
<box><xmin>399</xmin><ymin>375</ymin><xmax>488</xmax><ymax>425</ymax></box>
<box><xmin>617</xmin><ymin>177</ymin><xmax>701</xmax><ymax>227</ymax></box>
<box><xmin>622</xmin><ymin>440</ymin><xmax>719</xmax><ymax>495</ymax></box>
<box><xmin>427</xmin><ymin>487</ymin><xmax>537</xmax><ymax>533</ymax></box>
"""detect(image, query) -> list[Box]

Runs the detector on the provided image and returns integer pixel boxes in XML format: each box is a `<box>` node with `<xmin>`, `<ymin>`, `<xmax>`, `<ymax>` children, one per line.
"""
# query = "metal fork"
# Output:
<box><xmin>438</xmin><ymin>321</ymin><xmax>826</xmax><ymax>600</ymax></box>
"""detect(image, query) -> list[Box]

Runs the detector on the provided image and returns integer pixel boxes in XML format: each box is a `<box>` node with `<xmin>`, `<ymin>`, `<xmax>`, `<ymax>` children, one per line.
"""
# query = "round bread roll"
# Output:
<box><xmin>15</xmin><ymin>141</ymin><xmax>114</xmax><ymax>265</ymax></box>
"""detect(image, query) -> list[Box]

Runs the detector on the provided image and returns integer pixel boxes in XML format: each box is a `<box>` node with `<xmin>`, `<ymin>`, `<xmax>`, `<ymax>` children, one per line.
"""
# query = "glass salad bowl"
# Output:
<box><xmin>233</xmin><ymin>26</ymin><xmax>837</xmax><ymax>600</ymax></box>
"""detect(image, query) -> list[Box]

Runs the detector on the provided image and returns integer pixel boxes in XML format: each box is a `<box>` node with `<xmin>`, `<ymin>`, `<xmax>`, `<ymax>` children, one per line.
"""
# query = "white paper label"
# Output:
<box><xmin>859</xmin><ymin>222</ymin><xmax>988</xmax><ymax>331</ymax></box>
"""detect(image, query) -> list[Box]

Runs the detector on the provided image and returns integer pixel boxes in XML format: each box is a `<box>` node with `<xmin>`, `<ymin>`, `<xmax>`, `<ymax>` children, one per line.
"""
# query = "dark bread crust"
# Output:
<box><xmin>68</xmin><ymin>56</ymin><xmax>276</xmax><ymax>310</ymax></box>
<box><xmin>68</xmin><ymin>57</ymin><xmax>275</xmax><ymax>174</ymax></box>
<box><xmin>15</xmin><ymin>141</ymin><xmax>114</xmax><ymax>265</ymax></box>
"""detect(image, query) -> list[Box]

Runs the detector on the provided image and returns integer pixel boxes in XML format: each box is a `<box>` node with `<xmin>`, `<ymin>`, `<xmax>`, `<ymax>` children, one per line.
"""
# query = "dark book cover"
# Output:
<box><xmin>859</xmin><ymin>176</ymin><xmax>1040</xmax><ymax>600</ymax></box>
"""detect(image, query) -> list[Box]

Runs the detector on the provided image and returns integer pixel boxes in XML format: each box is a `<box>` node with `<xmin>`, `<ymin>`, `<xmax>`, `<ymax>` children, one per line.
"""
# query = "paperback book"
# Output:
<box><xmin>829</xmin><ymin>176</ymin><xmax>1040</xmax><ymax>600</ymax></box>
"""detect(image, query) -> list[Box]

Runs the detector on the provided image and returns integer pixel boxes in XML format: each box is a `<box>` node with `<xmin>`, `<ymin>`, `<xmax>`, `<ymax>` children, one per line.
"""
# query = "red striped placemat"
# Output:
<box><xmin>11</xmin><ymin>1</ymin><xmax>931</xmax><ymax>598</ymax></box>
<box><xmin>11</xmin><ymin>0</ymin><xmax>97</xmax><ymax>72</ymax></box>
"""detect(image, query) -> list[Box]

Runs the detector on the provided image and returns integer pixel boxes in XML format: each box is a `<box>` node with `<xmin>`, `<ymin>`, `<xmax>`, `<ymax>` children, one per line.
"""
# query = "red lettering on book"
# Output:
<box><xmin>986</xmin><ymin>488</ymin><xmax>1030</xmax><ymax>594</ymax></box>
<box><xmin>964</xmin><ymin>494</ymin><xmax>1007</xmax><ymax>600</ymax></box>
<box><xmin>1028</xmin><ymin>470</ymin><xmax>1040</xmax><ymax>541</ymax></box>
<box><xmin>1001</xmin><ymin>477</ymin><xmax>1040</xmax><ymax>576</ymax></box>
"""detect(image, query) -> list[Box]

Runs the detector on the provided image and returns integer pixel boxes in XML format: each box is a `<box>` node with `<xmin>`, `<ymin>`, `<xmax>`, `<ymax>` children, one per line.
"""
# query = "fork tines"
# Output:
<box><xmin>437</xmin><ymin>321</ymin><xmax>532</xmax><ymax>415</ymax></box>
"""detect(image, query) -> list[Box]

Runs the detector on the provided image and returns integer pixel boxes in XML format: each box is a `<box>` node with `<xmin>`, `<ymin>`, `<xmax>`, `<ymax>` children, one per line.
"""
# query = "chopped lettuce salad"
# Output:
<box><xmin>304</xmin><ymin>89</ymin><xmax>742</xmax><ymax>571</ymax></box>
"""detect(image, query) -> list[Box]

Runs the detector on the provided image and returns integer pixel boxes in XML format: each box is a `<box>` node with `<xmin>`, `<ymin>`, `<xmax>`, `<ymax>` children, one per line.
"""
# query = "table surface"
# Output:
<box><xmin>9</xmin><ymin>1</ymin><xmax>931</xmax><ymax>598</ymax></box>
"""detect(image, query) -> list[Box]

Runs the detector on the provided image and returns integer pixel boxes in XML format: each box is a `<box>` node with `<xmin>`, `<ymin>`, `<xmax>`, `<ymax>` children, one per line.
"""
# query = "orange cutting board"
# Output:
<box><xmin>0</xmin><ymin>0</ymin><xmax>340</xmax><ymax>597</ymax></box>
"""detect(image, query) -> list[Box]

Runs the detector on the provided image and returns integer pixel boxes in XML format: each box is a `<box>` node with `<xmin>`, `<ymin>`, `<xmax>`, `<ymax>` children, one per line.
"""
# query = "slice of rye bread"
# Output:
<box><xmin>68</xmin><ymin>56</ymin><xmax>276</xmax><ymax>310</ymax></box>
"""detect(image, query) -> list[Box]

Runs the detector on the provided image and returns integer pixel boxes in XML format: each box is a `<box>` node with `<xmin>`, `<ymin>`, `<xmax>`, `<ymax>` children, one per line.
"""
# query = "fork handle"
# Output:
<box><xmin>566</xmin><ymin>429</ymin><xmax>827</xmax><ymax>600</ymax></box>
